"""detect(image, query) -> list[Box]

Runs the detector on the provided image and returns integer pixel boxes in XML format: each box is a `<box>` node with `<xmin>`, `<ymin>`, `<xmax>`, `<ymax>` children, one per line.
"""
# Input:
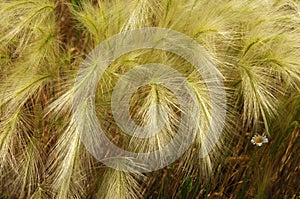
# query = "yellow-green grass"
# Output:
<box><xmin>0</xmin><ymin>0</ymin><xmax>299</xmax><ymax>198</ymax></box>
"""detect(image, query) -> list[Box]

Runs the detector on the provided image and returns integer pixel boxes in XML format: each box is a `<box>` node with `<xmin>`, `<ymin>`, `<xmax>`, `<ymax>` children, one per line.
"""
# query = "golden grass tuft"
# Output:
<box><xmin>0</xmin><ymin>0</ymin><xmax>299</xmax><ymax>198</ymax></box>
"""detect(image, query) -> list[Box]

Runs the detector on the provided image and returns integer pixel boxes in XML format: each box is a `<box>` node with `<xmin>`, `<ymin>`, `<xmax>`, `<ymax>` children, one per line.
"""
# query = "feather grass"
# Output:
<box><xmin>96</xmin><ymin>169</ymin><xmax>144</xmax><ymax>199</ymax></box>
<box><xmin>45</xmin><ymin>121</ymin><xmax>88</xmax><ymax>198</ymax></box>
<box><xmin>0</xmin><ymin>0</ymin><xmax>299</xmax><ymax>198</ymax></box>
<box><xmin>0</xmin><ymin>0</ymin><xmax>56</xmax><ymax>54</ymax></box>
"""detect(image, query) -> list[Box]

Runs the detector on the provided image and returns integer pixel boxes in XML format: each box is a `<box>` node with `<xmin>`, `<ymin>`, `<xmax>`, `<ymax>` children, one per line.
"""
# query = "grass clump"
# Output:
<box><xmin>0</xmin><ymin>0</ymin><xmax>299</xmax><ymax>198</ymax></box>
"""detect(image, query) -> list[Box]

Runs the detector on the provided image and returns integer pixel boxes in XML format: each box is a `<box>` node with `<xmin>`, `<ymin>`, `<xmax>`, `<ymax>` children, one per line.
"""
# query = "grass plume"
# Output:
<box><xmin>0</xmin><ymin>0</ymin><xmax>299</xmax><ymax>198</ymax></box>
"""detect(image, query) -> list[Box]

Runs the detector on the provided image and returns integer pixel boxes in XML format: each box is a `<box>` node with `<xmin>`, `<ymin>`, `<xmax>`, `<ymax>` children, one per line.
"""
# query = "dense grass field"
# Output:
<box><xmin>0</xmin><ymin>0</ymin><xmax>299</xmax><ymax>198</ymax></box>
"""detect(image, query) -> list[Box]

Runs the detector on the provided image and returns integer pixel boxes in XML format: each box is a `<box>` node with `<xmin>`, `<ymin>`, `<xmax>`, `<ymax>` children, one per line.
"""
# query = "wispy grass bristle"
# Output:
<box><xmin>0</xmin><ymin>0</ymin><xmax>299</xmax><ymax>198</ymax></box>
